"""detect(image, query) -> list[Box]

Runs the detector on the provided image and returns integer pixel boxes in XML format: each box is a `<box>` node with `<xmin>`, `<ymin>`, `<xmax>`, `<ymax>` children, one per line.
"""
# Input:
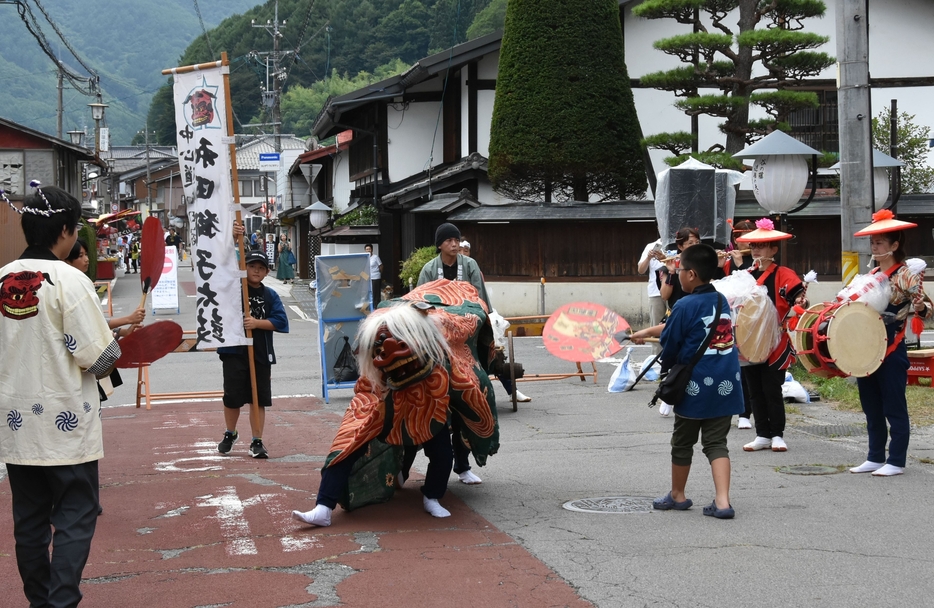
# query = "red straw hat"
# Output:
<box><xmin>734</xmin><ymin>218</ymin><xmax>792</xmax><ymax>243</ymax></box>
<box><xmin>854</xmin><ymin>209</ymin><xmax>917</xmax><ymax>236</ymax></box>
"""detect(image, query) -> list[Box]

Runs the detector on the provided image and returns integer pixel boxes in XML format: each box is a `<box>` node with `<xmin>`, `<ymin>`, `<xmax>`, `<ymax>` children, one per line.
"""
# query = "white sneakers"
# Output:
<box><xmin>743</xmin><ymin>436</ymin><xmax>772</xmax><ymax>451</ymax></box>
<box><xmin>458</xmin><ymin>470</ymin><xmax>482</xmax><ymax>485</ymax></box>
<box><xmin>514</xmin><ymin>390</ymin><xmax>532</xmax><ymax>402</ymax></box>
<box><xmin>291</xmin><ymin>505</ymin><xmax>332</xmax><ymax>527</ymax></box>
<box><xmin>737</xmin><ymin>417</ymin><xmax>752</xmax><ymax>429</ymax></box>
<box><xmin>770</xmin><ymin>436</ymin><xmax>788</xmax><ymax>452</ymax></box>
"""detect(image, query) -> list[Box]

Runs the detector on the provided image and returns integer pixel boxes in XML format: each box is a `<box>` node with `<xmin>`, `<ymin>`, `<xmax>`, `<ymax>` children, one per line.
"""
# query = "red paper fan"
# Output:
<box><xmin>543</xmin><ymin>302</ymin><xmax>630</xmax><ymax>362</ymax></box>
<box><xmin>115</xmin><ymin>321</ymin><xmax>184</xmax><ymax>368</ymax></box>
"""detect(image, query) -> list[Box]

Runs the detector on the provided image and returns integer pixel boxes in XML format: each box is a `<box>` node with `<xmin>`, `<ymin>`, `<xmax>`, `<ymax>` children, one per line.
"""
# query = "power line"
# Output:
<box><xmin>191</xmin><ymin>0</ymin><xmax>217</xmax><ymax>59</ymax></box>
<box><xmin>5</xmin><ymin>0</ymin><xmax>98</xmax><ymax>95</ymax></box>
<box><xmin>31</xmin><ymin>0</ymin><xmax>99</xmax><ymax>79</ymax></box>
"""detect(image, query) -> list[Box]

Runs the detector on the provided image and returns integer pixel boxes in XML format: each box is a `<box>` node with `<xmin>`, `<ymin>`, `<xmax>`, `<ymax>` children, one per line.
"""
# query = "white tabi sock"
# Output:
<box><xmin>871</xmin><ymin>464</ymin><xmax>905</xmax><ymax>477</ymax></box>
<box><xmin>849</xmin><ymin>460</ymin><xmax>884</xmax><ymax>474</ymax></box>
<box><xmin>458</xmin><ymin>470</ymin><xmax>482</xmax><ymax>485</ymax></box>
<box><xmin>423</xmin><ymin>496</ymin><xmax>451</xmax><ymax>518</ymax></box>
<box><xmin>292</xmin><ymin>505</ymin><xmax>332</xmax><ymax>527</ymax></box>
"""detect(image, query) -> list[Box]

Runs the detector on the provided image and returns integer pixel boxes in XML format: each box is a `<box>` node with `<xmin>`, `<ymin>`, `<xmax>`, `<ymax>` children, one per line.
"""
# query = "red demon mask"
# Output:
<box><xmin>371</xmin><ymin>323</ymin><xmax>433</xmax><ymax>389</ymax></box>
<box><xmin>0</xmin><ymin>270</ymin><xmax>54</xmax><ymax>320</ymax></box>
<box><xmin>187</xmin><ymin>89</ymin><xmax>216</xmax><ymax>127</ymax></box>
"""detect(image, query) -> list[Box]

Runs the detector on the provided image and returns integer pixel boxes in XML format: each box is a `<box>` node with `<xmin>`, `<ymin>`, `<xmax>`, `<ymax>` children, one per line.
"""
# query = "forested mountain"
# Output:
<box><xmin>1</xmin><ymin>0</ymin><xmax>260</xmax><ymax>145</ymax></box>
<box><xmin>146</xmin><ymin>0</ymin><xmax>505</xmax><ymax>144</ymax></box>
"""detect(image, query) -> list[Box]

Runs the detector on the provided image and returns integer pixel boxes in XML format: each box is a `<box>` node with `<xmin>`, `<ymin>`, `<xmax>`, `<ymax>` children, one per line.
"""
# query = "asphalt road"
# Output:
<box><xmin>2</xmin><ymin>263</ymin><xmax>933</xmax><ymax>607</ymax></box>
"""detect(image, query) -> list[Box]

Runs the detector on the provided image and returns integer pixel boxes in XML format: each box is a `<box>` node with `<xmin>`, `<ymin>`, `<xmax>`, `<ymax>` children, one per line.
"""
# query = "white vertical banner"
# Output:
<box><xmin>170</xmin><ymin>65</ymin><xmax>248</xmax><ymax>348</ymax></box>
<box><xmin>151</xmin><ymin>246</ymin><xmax>179</xmax><ymax>312</ymax></box>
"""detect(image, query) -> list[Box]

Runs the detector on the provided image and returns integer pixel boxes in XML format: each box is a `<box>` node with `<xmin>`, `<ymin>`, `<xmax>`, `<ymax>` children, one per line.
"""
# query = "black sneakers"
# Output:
<box><xmin>218</xmin><ymin>431</ymin><xmax>267</xmax><ymax>458</ymax></box>
<box><xmin>218</xmin><ymin>430</ymin><xmax>238</xmax><ymax>454</ymax></box>
<box><xmin>249</xmin><ymin>439</ymin><xmax>268</xmax><ymax>459</ymax></box>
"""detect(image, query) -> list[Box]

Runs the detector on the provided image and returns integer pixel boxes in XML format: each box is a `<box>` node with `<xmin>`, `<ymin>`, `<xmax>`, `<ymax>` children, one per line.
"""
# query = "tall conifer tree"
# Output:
<box><xmin>489</xmin><ymin>0</ymin><xmax>647</xmax><ymax>202</ymax></box>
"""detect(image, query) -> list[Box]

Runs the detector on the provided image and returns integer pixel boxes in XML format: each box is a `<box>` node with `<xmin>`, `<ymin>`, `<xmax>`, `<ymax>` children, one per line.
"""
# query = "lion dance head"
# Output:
<box><xmin>357</xmin><ymin>303</ymin><xmax>450</xmax><ymax>391</ymax></box>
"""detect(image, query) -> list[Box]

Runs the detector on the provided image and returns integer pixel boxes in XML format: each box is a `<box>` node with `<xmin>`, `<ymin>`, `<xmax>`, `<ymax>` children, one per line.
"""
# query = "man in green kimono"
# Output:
<box><xmin>417</xmin><ymin>222</ymin><xmax>491</xmax><ymax>311</ymax></box>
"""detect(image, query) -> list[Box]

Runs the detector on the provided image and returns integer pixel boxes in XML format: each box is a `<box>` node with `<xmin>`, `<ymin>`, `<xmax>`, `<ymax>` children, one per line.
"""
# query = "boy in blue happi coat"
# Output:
<box><xmin>631</xmin><ymin>244</ymin><xmax>744</xmax><ymax>519</ymax></box>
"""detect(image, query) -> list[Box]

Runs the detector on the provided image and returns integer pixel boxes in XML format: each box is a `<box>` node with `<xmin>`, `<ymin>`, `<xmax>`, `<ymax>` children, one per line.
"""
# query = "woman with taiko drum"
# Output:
<box><xmin>849</xmin><ymin>210</ymin><xmax>931</xmax><ymax>476</ymax></box>
<box><xmin>734</xmin><ymin>218</ymin><xmax>805</xmax><ymax>453</ymax></box>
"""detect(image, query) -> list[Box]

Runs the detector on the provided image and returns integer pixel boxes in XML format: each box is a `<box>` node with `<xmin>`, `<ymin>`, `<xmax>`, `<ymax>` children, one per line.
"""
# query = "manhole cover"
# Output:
<box><xmin>777</xmin><ymin>465</ymin><xmax>844</xmax><ymax>476</ymax></box>
<box><xmin>562</xmin><ymin>496</ymin><xmax>654</xmax><ymax>513</ymax></box>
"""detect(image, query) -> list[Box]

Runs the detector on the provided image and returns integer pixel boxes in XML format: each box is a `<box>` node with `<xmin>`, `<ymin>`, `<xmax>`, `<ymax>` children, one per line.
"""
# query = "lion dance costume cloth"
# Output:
<box><xmin>323</xmin><ymin>279</ymin><xmax>500</xmax><ymax>509</ymax></box>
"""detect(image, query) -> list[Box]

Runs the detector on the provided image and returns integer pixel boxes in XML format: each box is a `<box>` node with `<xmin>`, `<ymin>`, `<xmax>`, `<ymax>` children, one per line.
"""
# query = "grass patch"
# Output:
<box><xmin>790</xmin><ymin>362</ymin><xmax>934</xmax><ymax>427</ymax></box>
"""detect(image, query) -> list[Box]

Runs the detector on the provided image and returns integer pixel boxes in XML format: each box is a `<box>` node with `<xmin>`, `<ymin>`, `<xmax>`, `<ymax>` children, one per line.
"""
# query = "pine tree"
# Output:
<box><xmin>633</xmin><ymin>0</ymin><xmax>835</xmax><ymax>166</ymax></box>
<box><xmin>489</xmin><ymin>0</ymin><xmax>647</xmax><ymax>202</ymax></box>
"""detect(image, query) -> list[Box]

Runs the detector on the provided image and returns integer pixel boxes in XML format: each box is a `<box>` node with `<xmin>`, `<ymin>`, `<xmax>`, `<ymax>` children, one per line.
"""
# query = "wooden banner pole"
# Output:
<box><xmin>220</xmin><ymin>51</ymin><xmax>261</xmax><ymax>436</ymax></box>
<box><xmin>161</xmin><ymin>59</ymin><xmax>223</xmax><ymax>76</ymax></box>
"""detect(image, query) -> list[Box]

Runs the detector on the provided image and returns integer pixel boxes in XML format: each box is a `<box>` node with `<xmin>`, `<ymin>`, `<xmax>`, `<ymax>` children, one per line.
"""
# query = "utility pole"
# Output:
<box><xmin>252</xmin><ymin>0</ymin><xmax>288</xmax><ymax>154</ymax></box>
<box><xmin>836</xmin><ymin>0</ymin><xmax>874</xmax><ymax>283</ymax></box>
<box><xmin>142</xmin><ymin>127</ymin><xmax>152</xmax><ymax>216</ymax></box>
<box><xmin>57</xmin><ymin>63</ymin><xmax>63</xmax><ymax>140</ymax></box>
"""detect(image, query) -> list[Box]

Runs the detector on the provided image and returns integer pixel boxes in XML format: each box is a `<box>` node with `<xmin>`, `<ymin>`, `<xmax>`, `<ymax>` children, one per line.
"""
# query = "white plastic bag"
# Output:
<box><xmin>489</xmin><ymin>309</ymin><xmax>511</xmax><ymax>348</ymax></box>
<box><xmin>781</xmin><ymin>371</ymin><xmax>810</xmax><ymax>403</ymax></box>
<box><xmin>608</xmin><ymin>347</ymin><xmax>637</xmax><ymax>393</ymax></box>
<box><xmin>713</xmin><ymin>271</ymin><xmax>780</xmax><ymax>363</ymax></box>
<box><xmin>638</xmin><ymin>355</ymin><xmax>661</xmax><ymax>382</ymax></box>
<box><xmin>836</xmin><ymin>273</ymin><xmax>891</xmax><ymax>313</ymax></box>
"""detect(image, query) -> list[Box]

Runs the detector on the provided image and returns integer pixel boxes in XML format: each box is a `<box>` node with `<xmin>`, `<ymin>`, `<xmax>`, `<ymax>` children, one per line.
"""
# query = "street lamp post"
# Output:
<box><xmin>67</xmin><ymin>130</ymin><xmax>84</xmax><ymax>147</ymax></box>
<box><xmin>732</xmin><ymin>129</ymin><xmax>821</xmax><ymax>262</ymax></box>
<box><xmin>88</xmin><ymin>101</ymin><xmax>108</xmax><ymax>154</ymax></box>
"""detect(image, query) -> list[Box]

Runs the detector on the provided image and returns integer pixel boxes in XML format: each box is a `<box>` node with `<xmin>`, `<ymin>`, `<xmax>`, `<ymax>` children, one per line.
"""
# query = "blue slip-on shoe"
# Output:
<box><xmin>702</xmin><ymin>501</ymin><xmax>735</xmax><ymax>519</ymax></box>
<box><xmin>653</xmin><ymin>492</ymin><xmax>693</xmax><ymax>511</ymax></box>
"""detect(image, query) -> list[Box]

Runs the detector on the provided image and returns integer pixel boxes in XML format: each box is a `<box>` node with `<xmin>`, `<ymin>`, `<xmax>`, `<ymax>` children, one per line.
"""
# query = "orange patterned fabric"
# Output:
<box><xmin>325</xmin><ymin>279</ymin><xmax>499</xmax><ymax>468</ymax></box>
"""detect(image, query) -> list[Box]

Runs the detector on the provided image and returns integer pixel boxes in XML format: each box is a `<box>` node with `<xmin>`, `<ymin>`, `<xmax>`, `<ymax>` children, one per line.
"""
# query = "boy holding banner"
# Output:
<box><xmin>216</xmin><ymin>249</ymin><xmax>289</xmax><ymax>458</ymax></box>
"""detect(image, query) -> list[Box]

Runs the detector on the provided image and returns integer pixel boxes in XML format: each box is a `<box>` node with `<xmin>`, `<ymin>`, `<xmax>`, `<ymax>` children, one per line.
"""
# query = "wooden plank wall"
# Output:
<box><xmin>0</xmin><ymin>203</ymin><xmax>27</xmax><ymax>267</ymax></box>
<box><xmin>463</xmin><ymin>215</ymin><xmax>934</xmax><ymax>282</ymax></box>
<box><xmin>470</xmin><ymin>220</ymin><xmax>648</xmax><ymax>281</ymax></box>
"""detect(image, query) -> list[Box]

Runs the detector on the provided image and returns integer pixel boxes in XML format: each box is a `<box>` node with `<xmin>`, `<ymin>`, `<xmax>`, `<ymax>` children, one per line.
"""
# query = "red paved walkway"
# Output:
<box><xmin>0</xmin><ymin>397</ymin><xmax>592</xmax><ymax>607</ymax></box>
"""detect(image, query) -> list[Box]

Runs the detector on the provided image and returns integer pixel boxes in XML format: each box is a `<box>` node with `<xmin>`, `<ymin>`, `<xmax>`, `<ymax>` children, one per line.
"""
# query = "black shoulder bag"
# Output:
<box><xmin>650</xmin><ymin>293</ymin><xmax>723</xmax><ymax>407</ymax></box>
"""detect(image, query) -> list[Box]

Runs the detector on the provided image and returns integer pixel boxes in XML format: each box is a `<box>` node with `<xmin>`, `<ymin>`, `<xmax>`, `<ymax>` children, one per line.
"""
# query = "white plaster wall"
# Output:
<box><xmin>460</xmin><ymin>70</ymin><xmax>470</xmax><ymax>157</ymax></box>
<box><xmin>319</xmin><ymin>242</ymin><xmax>379</xmax><ymax>256</ymax></box>
<box><xmin>319</xmin><ymin>242</ymin><xmax>355</xmax><ymax>256</ymax></box>
<box><xmin>331</xmin><ymin>150</ymin><xmax>352</xmax><ymax>213</ymax></box>
<box><xmin>387</xmin><ymin>102</ymin><xmax>444</xmax><ymax>182</ymax></box>
<box><xmin>478</xmin><ymin>180</ymin><xmax>517</xmax><ymax>206</ymax></box>
<box><xmin>477</xmin><ymin>90</ymin><xmax>496</xmax><ymax>157</ymax></box>
<box><xmin>487</xmin><ymin>280</ymin><xmax>846</xmax><ymax>325</ymax></box>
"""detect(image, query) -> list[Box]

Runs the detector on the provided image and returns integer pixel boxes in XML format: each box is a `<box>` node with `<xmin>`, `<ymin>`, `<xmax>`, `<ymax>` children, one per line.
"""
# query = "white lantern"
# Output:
<box><xmin>828</xmin><ymin>150</ymin><xmax>904</xmax><ymax>209</ymax></box>
<box><xmin>308</xmin><ymin>201</ymin><xmax>331</xmax><ymax>229</ymax></box>
<box><xmin>750</xmin><ymin>154</ymin><xmax>809</xmax><ymax>213</ymax></box>
<box><xmin>873</xmin><ymin>167</ymin><xmax>890</xmax><ymax>207</ymax></box>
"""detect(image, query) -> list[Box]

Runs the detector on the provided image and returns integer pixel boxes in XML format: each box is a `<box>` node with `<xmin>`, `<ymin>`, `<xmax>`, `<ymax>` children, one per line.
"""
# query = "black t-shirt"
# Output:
<box><xmin>247</xmin><ymin>284</ymin><xmax>270</xmax><ymax>365</ymax></box>
<box><xmin>442</xmin><ymin>262</ymin><xmax>458</xmax><ymax>281</ymax></box>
